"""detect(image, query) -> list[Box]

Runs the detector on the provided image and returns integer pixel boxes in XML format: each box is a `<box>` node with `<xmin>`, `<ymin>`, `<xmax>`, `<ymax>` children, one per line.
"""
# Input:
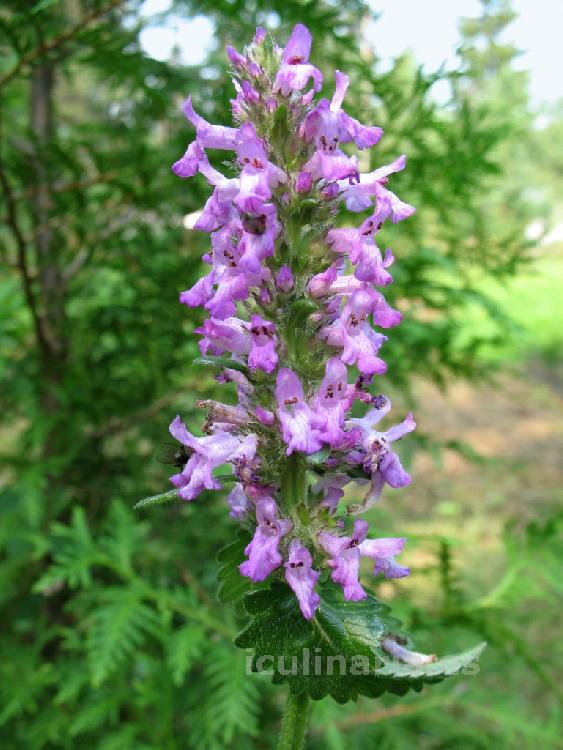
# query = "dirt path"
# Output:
<box><xmin>410</xmin><ymin>366</ymin><xmax>563</xmax><ymax>525</ymax></box>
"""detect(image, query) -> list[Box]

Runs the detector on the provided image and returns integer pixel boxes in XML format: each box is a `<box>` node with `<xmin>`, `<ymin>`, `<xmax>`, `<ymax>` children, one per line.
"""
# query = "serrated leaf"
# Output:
<box><xmin>133</xmin><ymin>489</ymin><xmax>178</xmax><ymax>510</ymax></box>
<box><xmin>234</xmin><ymin>581</ymin><xmax>485</xmax><ymax>702</ymax></box>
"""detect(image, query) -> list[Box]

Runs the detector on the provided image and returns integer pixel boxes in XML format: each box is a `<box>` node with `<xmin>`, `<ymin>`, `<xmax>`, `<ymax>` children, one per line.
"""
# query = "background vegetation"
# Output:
<box><xmin>0</xmin><ymin>0</ymin><xmax>561</xmax><ymax>748</ymax></box>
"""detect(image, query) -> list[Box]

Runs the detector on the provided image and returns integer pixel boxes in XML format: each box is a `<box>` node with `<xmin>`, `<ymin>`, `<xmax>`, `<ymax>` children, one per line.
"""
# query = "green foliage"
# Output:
<box><xmin>217</xmin><ymin>530</ymin><xmax>254</xmax><ymax>603</ymax></box>
<box><xmin>133</xmin><ymin>488</ymin><xmax>179</xmax><ymax>509</ymax></box>
<box><xmin>236</xmin><ymin>581</ymin><xmax>485</xmax><ymax>702</ymax></box>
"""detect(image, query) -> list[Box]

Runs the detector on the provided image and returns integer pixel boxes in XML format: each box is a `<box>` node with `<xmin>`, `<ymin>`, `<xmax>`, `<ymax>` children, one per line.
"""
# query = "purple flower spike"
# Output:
<box><xmin>240</xmin><ymin>497</ymin><xmax>292</xmax><ymax>582</ymax></box>
<box><xmin>276</xmin><ymin>368</ymin><xmax>323</xmax><ymax>455</ymax></box>
<box><xmin>318</xmin><ymin>520</ymin><xmax>369</xmax><ymax>601</ymax></box>
<box><xmin>249</xmin><ymin>314</ymin><xmax>278</xmax><ymax>373</ymax></box>
<box><xmin>284</xmin><ymin>540</ymin><xmax>320</xmax><ymax>619</ymax></box>
<box><xmin>168</xmin><ymin>25</ymin><xmax>418</xmax><ymax>619</ymax></box>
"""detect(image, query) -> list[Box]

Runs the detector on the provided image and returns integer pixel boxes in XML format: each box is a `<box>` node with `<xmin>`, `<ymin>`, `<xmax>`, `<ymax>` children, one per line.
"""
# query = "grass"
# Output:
<box><xmin>457</xmin><ymin>242</ymin><xmax>563</xmax><ymax>366</ymax></box>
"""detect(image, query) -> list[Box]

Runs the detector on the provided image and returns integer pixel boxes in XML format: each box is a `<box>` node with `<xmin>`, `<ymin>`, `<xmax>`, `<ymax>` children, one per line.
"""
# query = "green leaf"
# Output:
<box><xmin>308</xmin><ymin>447</ymin><xmax>331</xmax><ymax>466</ymax></box>
<box><xmin>235</xmin><ymin>581</ymin><xmax>485</xmax><ymax>703</ymax></box>
<box><xmin>33</xmin><ymin>507</ymin><xmax>100</xmax><ymax>592</ymax></box>
<box><xmin>166</xmin><ymin>625</ymin><xmax>206</xmax><ymax>686</ymax></box>
<box><xmin>85</xmin><ymin>587</ymin><xmax>161</xmax><ymax>686</ymax></box>
<box><xmin>133</xmin><ymin>489</ymin><xmax>178</xmax><ymax>510</ymax></box>
<box><xmin>216</xmin><ymin>531</ymin><xmax>254</xmax><ymax>604</ymax></box>
<box><xmin>193</xmin><ymin>355</ymin><xmax>249</xmax><ymax>375</ymax></box>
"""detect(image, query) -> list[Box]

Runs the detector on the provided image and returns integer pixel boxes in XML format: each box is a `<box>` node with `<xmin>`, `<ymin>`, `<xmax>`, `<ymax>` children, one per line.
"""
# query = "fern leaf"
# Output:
<box><xmin>86</xmin><ymin>587</ymin><xmax>161</xmax><ymax>686</ymax></box>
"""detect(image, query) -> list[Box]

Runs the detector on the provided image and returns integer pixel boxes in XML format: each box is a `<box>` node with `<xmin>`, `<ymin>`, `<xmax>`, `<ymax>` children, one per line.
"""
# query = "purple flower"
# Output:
<box><xmin>242</xmin><ymin>80</ymin><xmax>260</xmax><ymax>104</ymax></box>
<box><xmin>255</xmin><ymin>404</ymin><xmax>275</xmax><ymax>425</ymax></box>
<box><xmin>316</xmin><ymin>275</ymin><xmax>401</xmax><ymax>329</ymax></box>
<box><xmin>330</xmin><ymin>70</ymin><xmax>383</xmax><ymax>149</ymax></box>
<box><xmin>197</xmin><ymin>317</ymin><xmax>250</xmax><ymax>356</ymax></box>
<box><xmin>234</xmin><ymin>123</ymin><xmax>286</xmax><ymax>216</ymax></box>
<box><xmin>314</xmin><ymin>358</ymin><xmax>350</xmax><ymax>448</ymax></box>
<box><xmin>238</xmin><ymin>212</ymin><xmax>280</xmax><ymax>279</ymax></box>
<box><xmin>179</xmin><ymin>273</ymin><xmax>214</xmax><ymax>308</ymax></box>
<box><xmin>227</xmin><ymin>483</ymin><xmax>252</xmax><ymax>519</ymax></box>
<box><xmin>240</xmin><ymin>497</ymin><xmax>292</xmax><ymax>582</ymax></box>
<box><xmin>303</xmin><ymin>147</ymin><xmax>358</xmax><ymax>182</ymax></box>
<box><xmin>226</xmin><ymin>45</ymin><xmax>247</xmax><ymax>68</ymax></box>
<box><xmin>358</xmin><ymin>536</ymin><xmax>410</xmax><ymax>579</ymax></box>
<box><xmin>172</xmin><ymin>140</ymin><xmax>206</xmax><ymax>178</ymax></box>
<box><xmin>318</xmin><ymin>519</ymin><xmax>369</xmax><ymax>600</ymax></box>
<box><xmin>275</xmin><ymin>265</ymin><xmax>294</xmax><ymax>292</ymax></box>
<box><xmin>338</xmin><ymin>155</ymin><xmax>416</xmax><ymax>219</ymax></box>
<box><xmin>274</xmin><ymin>24</ymin><xmax>323</xmax><ymax>96</ymax></box>
<box><xmin>226</xmin><ymin>44</ymin><xmax>262</xmax><ymax>77</ymax></box>
<box><xmin>275</xmin><ymin>368</ymin><xmax>324</xmax><ymax>455</ymax></box>
<box><xmin>299</xmin><ymin>71</ymin><xmax>381</xmax><ymax>181</ymax></box>
<box><xmin>182</xmin><ymin>95</ymin><xmax>238</xmax><ymax>150</ymax></box>
<box><xmin>295</xmin><ymin>170</ymin><xmax>313</xmax><ymax>194</ymax></box>
<box><xmin>382</xmin><ymin>637</ymin><xmax>436</xmax><ymax>665</ymax></box>
<box><xmin>206</xmin><ymin>270</ymin><xmax>250</xmax><ymax>320</ymax></box>
<box><xmin>312</xmin><ymin>474</ymin><xmax>359</xmax><ymax>513</ymax></box>
<box><xmin>319</xmin><ymin>291</ymin><xmax>390</xmax><ymax>376</ymax></box>
<box><xmin>254</xmin><ymin>26</ymin><xmax>267</xmax><ymax>44</ymax></box>
<box><xmin>319</xmin><ymin>521</ymin><xmax>409</xmax><ymax>600</ymax></box>
<box><xmin>284</xmin><ymin>540</ymin><xmax>320</xmax><ymax>619</ymax></box>
<box><xmin>249</xmin><ymin>314</ymin><xmax>278</xmax><ymax>373</ymax></box>
<box><xmin>308</xmin><ymin>263</ymin><xmax>341</xmax><ymax>297</ymax></box>
<box><xmin>349</xmin><ymin>403</ymin><xmax>416</xmax><ymax>509</ymax></box>
<box><xmin>169</xmin><ymin>416</ymin><xmax>247</xmax><ymax>501</ymax></box>
<box><xmin>193</xmin><ymin>166</ymin><xmax>240</xmax><ymax>233</ymax></box>
<box><xmin>327</xmin><ymin>217</ymin><xmax>395</xmax><ymax>285</ymax></box>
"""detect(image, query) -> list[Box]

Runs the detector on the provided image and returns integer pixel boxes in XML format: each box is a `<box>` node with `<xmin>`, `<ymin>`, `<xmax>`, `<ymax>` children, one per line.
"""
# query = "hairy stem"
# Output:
<box><xmin>277</xmin><ymin>691</ymin><xmax>310</xmax><ymax>750</ymax></box>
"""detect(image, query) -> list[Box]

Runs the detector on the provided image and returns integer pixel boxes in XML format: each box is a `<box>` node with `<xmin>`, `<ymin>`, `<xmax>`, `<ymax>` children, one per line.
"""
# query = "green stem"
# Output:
<box><xmin>277</xmin><ymin>691</ymin><xmax>310</xmax><ymax>750</ymax></box>
<box><xmin>280</xmin><ymin>453</ymin><xmax>307</xmax><ymax>509</ymax></box>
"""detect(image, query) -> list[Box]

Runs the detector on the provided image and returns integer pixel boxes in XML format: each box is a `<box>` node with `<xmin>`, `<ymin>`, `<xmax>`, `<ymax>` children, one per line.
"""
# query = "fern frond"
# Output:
<box><xmin>85</xmin><ymin>587</ymin><xmax>162</xmax><ymax>686</ymax></box>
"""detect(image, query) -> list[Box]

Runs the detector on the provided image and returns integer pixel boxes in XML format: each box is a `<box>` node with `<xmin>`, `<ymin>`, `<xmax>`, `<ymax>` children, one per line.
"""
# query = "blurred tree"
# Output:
<box><xmin>0</xmin><ymin>1</ymin><xmax>557</xmax><ymax>748</ymax></box>
<box><xmin>452</xmin><ymin>0</ymin><xmax>544</xmax><ymax>262</ymax></box>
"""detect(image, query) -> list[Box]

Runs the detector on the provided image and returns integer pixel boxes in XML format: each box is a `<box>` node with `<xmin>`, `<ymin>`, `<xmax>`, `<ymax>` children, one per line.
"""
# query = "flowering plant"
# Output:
<box><xmin>139</xmin><ymin>24</ymin><xmax>484</xmax><ymax>747</ymax></box>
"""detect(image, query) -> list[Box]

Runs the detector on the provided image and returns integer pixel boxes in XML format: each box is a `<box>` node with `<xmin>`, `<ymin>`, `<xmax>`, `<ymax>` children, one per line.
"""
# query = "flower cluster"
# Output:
<box><xmin>170</xmin><ymin>24</ymin><xmax>416</xmax><ymax>621</ymax></box>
